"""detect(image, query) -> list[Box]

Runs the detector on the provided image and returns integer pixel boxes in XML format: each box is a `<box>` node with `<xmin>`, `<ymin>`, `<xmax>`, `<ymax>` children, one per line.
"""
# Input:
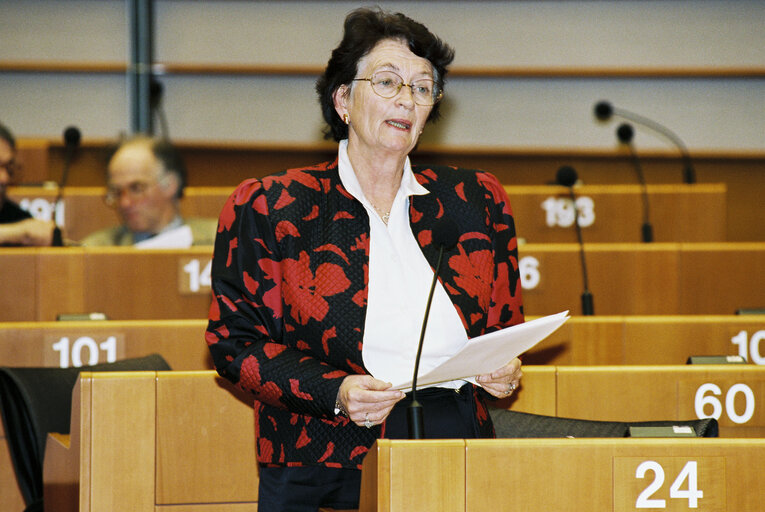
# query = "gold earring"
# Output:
<box><xmin>343</xmin><ymin>114</ymin><xmax>349</xmax><ymax>125</ymax></box>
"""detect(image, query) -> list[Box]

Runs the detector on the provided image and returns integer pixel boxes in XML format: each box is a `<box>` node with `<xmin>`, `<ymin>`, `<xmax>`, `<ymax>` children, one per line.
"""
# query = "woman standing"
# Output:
<box><xmin>206</xmin><ymin>7</ymin><xmax>524</xmax><ymax>510</ymax></box>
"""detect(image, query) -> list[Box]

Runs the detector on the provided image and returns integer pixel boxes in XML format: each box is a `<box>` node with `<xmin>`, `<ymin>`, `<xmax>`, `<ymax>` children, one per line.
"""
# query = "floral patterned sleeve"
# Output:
<box><xmin>205</xmin><ymin>178</ymin><xmax>346</xmax><ymax>419</ymax></box>
<box><xmin>477</xmin><ymin>171</ymin><xmax>525</xmax><ymax>332</ymax></box>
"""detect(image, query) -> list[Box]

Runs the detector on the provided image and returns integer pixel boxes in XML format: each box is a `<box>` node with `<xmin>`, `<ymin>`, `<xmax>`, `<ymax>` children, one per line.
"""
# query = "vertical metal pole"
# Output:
<box><xmin>129</xmin><ymin>0</ymin><xmax>154</xmax><ymax>134</ymax></box>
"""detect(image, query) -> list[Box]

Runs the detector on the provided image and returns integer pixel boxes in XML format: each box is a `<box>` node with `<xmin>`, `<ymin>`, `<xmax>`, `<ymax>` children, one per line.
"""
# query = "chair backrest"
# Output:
<box><xmin>0</xmin><ymin>354</ymin><xmax>171</xmax><ymax>510</ymax></box>
<box><xmin>490</xmin><ymin>408</ymin><xmax>718</xmax><ymax>439</ymax></box>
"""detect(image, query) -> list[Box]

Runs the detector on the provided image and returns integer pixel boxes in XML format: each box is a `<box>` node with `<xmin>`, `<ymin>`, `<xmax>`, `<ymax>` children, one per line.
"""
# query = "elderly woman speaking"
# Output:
<box><xmin>206</xmin><ymin>7</ymin><xmax>524</xmax><ymax>511</ymax></box>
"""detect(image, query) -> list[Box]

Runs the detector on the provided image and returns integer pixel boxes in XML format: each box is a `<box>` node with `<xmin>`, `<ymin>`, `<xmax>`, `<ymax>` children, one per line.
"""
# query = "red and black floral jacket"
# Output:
<box><xmin>205</xmin><ymin>159</ymin><xmax>524</xmax><ymax>469</ymax></box>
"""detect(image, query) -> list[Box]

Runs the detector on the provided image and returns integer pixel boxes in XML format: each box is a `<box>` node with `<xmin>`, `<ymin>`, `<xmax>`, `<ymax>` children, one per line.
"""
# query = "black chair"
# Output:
<box><xmin>0</xmin><ymin>354</ymin><xmax>171</xmax><ymax>512</ymax></box>
<box><xmin>490</xmin><ymin>407</ymin><xmax>718</xmax><ymax>438</ymax></box>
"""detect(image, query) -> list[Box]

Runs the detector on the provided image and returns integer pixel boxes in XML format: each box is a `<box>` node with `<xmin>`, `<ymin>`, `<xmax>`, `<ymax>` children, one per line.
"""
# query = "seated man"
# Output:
<box><xmin>0</xmin><ymin>122</ymin><xmax>62</xmax><ymax>246</ymax></box>
<box><xmin>81</xmin><ymin>136</ymin><xmax>217</xmax><ymax>247</ymax></box>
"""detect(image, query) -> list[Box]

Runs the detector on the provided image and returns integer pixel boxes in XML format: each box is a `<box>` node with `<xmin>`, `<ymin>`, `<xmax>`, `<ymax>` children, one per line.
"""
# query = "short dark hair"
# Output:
<box><xmin>316</xmin><ymin>7</ymin><xmax>455</xmax><ymax>142</ymax></box>
<box><xmin>0</xmin><ymin>121</ymin><xmax>16</xmax><ymax>151</ymax></box>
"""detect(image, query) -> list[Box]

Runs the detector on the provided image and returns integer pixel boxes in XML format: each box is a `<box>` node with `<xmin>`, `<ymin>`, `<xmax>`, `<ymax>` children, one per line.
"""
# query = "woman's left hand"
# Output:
<box><xmin>476</xmin><ymin>357</ymin><xmax>522</xmax><ymax>398</ymax></box>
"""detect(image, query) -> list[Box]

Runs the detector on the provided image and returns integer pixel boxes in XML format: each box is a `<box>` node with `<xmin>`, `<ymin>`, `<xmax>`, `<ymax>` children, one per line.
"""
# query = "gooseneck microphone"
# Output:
<box><xmin>555</xmin><ymin>166</ymin><xmax>594</xmax><ymax>316</ymax></box>
<box><xmin>594</xmin><ymin>100</ymin><xmax>696</xmax><ymax>184</ymax></box>
<box><xmin>150</xmin><ymin>77</ymin><xmax>169</xmax><ymax>138</ymax></box>
<box><xmin>408</xmin><ymin>217</ymin><xmax>460</xmax><ymax>439</ymax></box>
<box><xmin>54</xmin><ymin>126</ymin><xmax>82</xmax><ymax>210</ymax></box>
<box><xmin>616</xmin><ymin>123</ymin><xmax>654</xmax><ymax>243</ymax></box>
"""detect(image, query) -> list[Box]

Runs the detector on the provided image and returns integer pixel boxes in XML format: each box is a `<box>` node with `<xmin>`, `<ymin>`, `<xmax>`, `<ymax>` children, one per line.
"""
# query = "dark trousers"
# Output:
<box><xmin>257</xmin><ymin>384</ymin><xmax>482</xmax><ymax>511</ymax></box>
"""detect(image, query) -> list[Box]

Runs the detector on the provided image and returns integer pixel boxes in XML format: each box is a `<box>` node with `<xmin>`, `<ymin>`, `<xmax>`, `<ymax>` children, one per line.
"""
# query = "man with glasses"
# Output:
<box><xmin>80</xmin><ymin>135</ymin><xmax>217</xmax><ymax>247</ymax></box>
<box><xmin>0</xmin><ymin>121</ymin><xmax>62</xmax><ymax>246</ymax></box>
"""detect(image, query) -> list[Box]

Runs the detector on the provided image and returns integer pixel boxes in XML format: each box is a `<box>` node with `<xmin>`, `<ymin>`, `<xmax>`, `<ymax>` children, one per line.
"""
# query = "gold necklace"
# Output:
<box><xmin>371</xmin><ymin>203</ymin><xmax>390</xmax><ymax>224</ymax></box>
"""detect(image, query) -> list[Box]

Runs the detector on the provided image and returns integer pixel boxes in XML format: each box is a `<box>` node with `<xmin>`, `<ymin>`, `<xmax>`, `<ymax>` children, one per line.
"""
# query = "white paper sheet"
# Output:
<box><xmin>133</xmin><ymin>224</ymin><xmax>194</xmax><ymax>249</ymax></box>
<box><xmin>391</xmin><ymin>310</ymin><xmax>570</xmax><ymax>391</ymax></box>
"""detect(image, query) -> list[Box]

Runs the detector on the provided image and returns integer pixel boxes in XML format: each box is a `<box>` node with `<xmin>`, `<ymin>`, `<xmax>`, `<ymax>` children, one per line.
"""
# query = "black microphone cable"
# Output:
<box><xmin>555</xmin><ymin>166</ymin><xmax>594</xmax><ymax>315</ymax></box>
<box><xmin>408</xmin><ymin>217</ymin><xmax>460</xmax><ymax>439</ymax></box>
<box><xmin>617</xmin><ymin>123</ymin><xmax>654</xmax><ymax>243</ymax></box>
<box><xmin>54</xmin><ymin>125</ymin><xmax>82</xmax><ymax>211</ymax></box>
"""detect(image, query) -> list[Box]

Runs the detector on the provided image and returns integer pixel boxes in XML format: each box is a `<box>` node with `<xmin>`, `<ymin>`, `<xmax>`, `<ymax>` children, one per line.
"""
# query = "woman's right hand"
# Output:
<box><xmin>337</xmin><ymin>375</ymin><xmax>405</xmax><ymax>427</ymax></box>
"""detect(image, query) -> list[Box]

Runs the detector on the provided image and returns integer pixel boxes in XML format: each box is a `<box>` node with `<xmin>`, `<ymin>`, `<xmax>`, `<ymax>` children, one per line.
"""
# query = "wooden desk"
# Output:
<box><xmin>1</xmin><ymin>243</ymin><xmax>762</xmax><ymax>320</ymax></box>
<box><xmin>360</xmin><ymin>438</ymin><xmax>765</xmax><ymax>511</ymax></box>
<box><xmin>43</xmin><ymin>371</ymin><xmax>258</xmax><ymax>512</ymax></box>
<box><xmin>0</xmin><ymin>319</ymin><xmax>210</xmax><ymax>370</ymax></box>
<box><xmin>7</xmin><ymin>186</ymin><xmax>230</xmax><ymax>243</ymax></box>
<box><xmin>507</xmin><ymin>183</ymin><xmax>726</xmax><ymax>243</ymax></box>
<box><xmin>41</xmin><ymin>368</ymin><xmax>765</xmax><ymax>511</ymax></box>
<box><xmin>501</xmin><ymin>366</ymin><xmax>765</xmax><ymax>438</ymax></box>
<box><xmin>0</xmin><ymin>325</ymin><xmax>211</xmax><ymax>510</ymax></box>
<box><xmin>41</xmin><ymin>369</ymin><xmax>765</xmax><ymax>512</ymax></box>
<box><xmin>524</xmin><ymin>315</ymin><xmax>765</xmax><ymax>366</ymax></box>
<box><xmin>0</xmin><ymin>248</ymin><xmax>214</xmax><ymax>321</ymax></box>
<box><xmin>551</xmin><ymin>365</ymin><xmax>765</xmax><ymax>438</ymax></box>
<box><xmin>9</xmin><ymin>183</ymin><xmax>726</xmax><ymax>244</ymax></box>
<box><xmin>8</xmin><ymin>316</ymin><xmax>758</xmax><ymax>371</ymax></box>
<box><xmin>518</xmin><ymin>242</ymin><xmax>765</xmax><ymax>315</ymax></box>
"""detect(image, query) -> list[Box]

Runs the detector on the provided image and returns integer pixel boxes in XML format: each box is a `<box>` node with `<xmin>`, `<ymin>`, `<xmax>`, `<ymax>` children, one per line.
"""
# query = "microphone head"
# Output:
<box><xmin>594</xmin><ymin>101</ymin><xmax>613</xmax><ymax>121</ymax></box>
<box><xmin>616</xmin><ymin>123</ymin><xmax>634</xmax><ymax>144</ymax></box>
<box><xmin>63</xmin><ymin>126</ymin><xmax>81</xmax><ymax>149</ymax></box>
<box><xmin>555</xmin><ymin>165</ymin><xmax>578</xmax><ymax>188</ymax></box>
<box><xmin>432</xmin><ymin>217</ymin><xmax>460</xmax><ymax>250</ymax></box>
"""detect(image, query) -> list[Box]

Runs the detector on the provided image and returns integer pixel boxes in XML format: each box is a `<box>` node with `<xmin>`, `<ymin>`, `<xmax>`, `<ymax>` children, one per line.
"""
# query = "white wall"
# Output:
<box><xmin>1</xmin><ymin>0</ymin><xmax>763</xmax><ymax>151</ymax></box>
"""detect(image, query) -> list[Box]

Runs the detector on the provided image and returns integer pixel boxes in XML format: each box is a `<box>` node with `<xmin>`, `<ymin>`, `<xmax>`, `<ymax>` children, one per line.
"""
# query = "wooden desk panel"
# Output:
<box><xmin>359</xmin><ymin>439</ymin><xmax>765</xmax><ymax>512</ymax></box>
<box><xmin>7</xmin><ymin>186</ymin><xmax>231</xmax><ymax>243</ymax></box>
<box><xmin>0</xmin><ymin>250</ymin><xmax>39</xmax><ymax>322</ymax></box>
<box><xmin>0</xmin><ymin>440</ymin><xmax>25</xmax><ymax>512</ymax></box>
<box><xmin>82</xmin><ymin>248</ymin><xmax>214</xmax><ymax>320</ymax></box>
<box><xmin>0</xmin><ymin>320</ymin><xmax>211</xmax><ymax>370</ymax></box>
<box><xmin>465</xmin><ymin>438</ymin><xmax>764</xmax><ymax>512</ymax></box>
<box><xmin>679</xmin><ymin>242</ymin><xmax>765</xmax><ymax>314</ymax></box>
<box><xmin>43</xmin><ymin>371</ymin><xmax>259</xmax><ymax>512</ymax></box>
<box><xmin>522</xmin><ymin>315</ymin><xmax>765</xmax><ymax>366</ymax></box>
<box><xmin>8</xmin><ymin>183</ymin><xmax>725</xmax><ymax>245</ymax></box>
<box><xmin>519</xmin><ymin>243</ymin><xmax>681</xmax><ymax>315</ymax></box>
<box><xmin>0</xmin><ymin>248</ymin><xmax>214</xmax><ymax>321</ymax></box>
<box><xmin>555</xmin><ymin>366</ymin><xmax>765</xmax><ymax>437</ymax></box>
<box><xmin>1</xmin><ymin>244</ymin><xmax>761</xmax><ymax>321</ymax></box>
<box><xmin>518</xmin><ymin>242</ymin><xmax>765</xmax><ymax>316</ymax></box>
<box><xmin>620</xmin><ymin>316</ymin><xmax>765</xmax><ymax>366</ymax></box>
<box><xmin>156</xmin><ymin>372</ymin><xmax>258</xmax><ymax>505</ymax></box>
<box><xmin>523</xmin><ymin>315</ymin><xmax>626</xmax><ymax>365</ymax></box>
<box><xmin>508</xmin><ymin>183</ymin><xmax>726</xmax><ymax>243</ymax></box>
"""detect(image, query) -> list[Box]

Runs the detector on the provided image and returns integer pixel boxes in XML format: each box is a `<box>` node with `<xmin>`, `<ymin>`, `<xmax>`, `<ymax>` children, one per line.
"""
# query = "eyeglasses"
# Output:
<box><xmin>104</xmin><ymin>180</ymin><xmax>154</xmax><ymax>207</ymax></box>
<box><xmin>353</xmin><ymin>70</ymin><xmax>443</xmax><ymax>106</ymax></box>
<box><xmin>0</xmin><ymin>159</ymin><xmax>20</xmax><ymax>177</ymax></box>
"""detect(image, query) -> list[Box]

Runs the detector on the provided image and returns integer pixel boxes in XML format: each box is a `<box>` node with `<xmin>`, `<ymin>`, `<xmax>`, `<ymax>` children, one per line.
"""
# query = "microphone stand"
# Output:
<box><xmin>407</xmin><ymin>244</ymin><xmax>447</xmax><ymax>439</ymax></box>
<box><xmin>565</xmin><ymin>187</ymin><xmax>595</xmax><ymax>316</ymax></box>
<box><xmin>617</xmin><ymin>123</ymin><xmax>654</xmax><ymax>243</ymax></box>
